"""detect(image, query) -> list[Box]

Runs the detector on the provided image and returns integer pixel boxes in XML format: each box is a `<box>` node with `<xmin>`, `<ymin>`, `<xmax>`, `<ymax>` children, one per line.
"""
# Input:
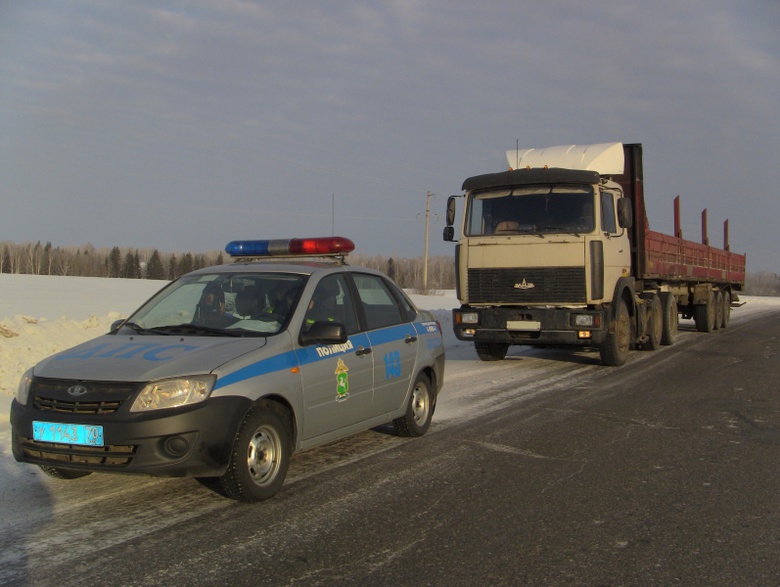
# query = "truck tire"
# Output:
<box><xmin>659</xmin><ymin>292</ymin><xmax>678</xmax><ymax>346</ymax></box>
<box><xmin>643</xmin><ymin>294</ymin><xmax>662</xmax><ymax>351</ymax></box>
<box><xmin>721</xmin><ymin>291</ymin><xmax>731</xmax><ymax>328</ymax></box>
<box><xmin>475</xmin><ymin>342</ymin><xmax>509</xmax><ymax>361</ymax></box>
<box><xmin>713</xmin><ymin>291</ymin><xmax>724</xmax><ymax>330</ymax></box>
<box><xmin>694</xmin><ymin>290</ymin><xmax>716</xmax><ymax>333</ymax></box>
<box><xmin>600</xmin><ymin>299</ymin><xmax>630</xmax><ymax>366</ymax></box>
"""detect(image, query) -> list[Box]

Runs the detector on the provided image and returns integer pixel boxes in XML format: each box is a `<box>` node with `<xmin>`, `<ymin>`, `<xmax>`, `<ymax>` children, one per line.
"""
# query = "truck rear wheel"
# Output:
<box><xmin>694</xmin><ymin>290</ymin><xmax>716</xmax><ymax>333</ymax></box>
<box><xmin>475</xmin><ymin>342</ymin><xmax>509</xmax><ymax>361</ymax></box>
<box><xmin>721</xmin><ymin>291</ymin><xmax>731</xmax><ymax>328</ymax></box>
<box><xmin>643</xmin><ymin>295</ymin><xmax>662</xmax><ymax>351</ymax></box>
<box><xmin>600</xmin><ymin>299</ymin><xmax>630</xmax><ymax>366</ymax></box>
<box><xmin>713</xmin><ymin>291</ymin><xmax>724</xmax><ymax>330</ymax></box>
<box><xmin>659</xmin><ymin>292</ymin><xmax>678</xmax><ymax>346</ymax></box>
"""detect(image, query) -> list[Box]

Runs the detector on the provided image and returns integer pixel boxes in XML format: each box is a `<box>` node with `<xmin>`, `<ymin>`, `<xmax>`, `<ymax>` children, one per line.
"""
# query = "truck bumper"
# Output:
<box><xmin>453</xmin><ymin>306</ymin><xmax>608</xmax><ymax>347</ymax></box>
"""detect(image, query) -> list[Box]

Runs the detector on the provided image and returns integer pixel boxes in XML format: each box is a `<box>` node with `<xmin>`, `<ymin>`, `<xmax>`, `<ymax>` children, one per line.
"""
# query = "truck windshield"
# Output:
<box><xmin>465</xmin><ymin>185</ymin><xmax>595</xmax><ymax>236</ymax></box>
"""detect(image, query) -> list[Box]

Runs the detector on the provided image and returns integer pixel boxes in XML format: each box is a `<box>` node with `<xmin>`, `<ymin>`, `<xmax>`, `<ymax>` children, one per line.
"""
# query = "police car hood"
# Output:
<box><xmin>32</xmin><ymin>334</ymin><xmax>268</xmax><ymax>382</ymax></box>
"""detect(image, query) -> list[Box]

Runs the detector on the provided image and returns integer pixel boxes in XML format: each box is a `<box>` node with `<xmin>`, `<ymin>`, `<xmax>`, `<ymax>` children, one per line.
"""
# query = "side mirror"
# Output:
<box><xmin>443</xmin><ymin>226</ymin><xmax>455</xmax><ymax>242</ymax></box>
<box><xmin>299</xmin><ymin>321</ymin><xmax>348</xmax><ymax>346</ymax></box>
<box><xmin>110</xmin><ymin>319</ymin><xmax>126</xmax><ymax>332</ymax></box>
<box><xmin>618</xmin><ymin>197</ymin><xmax>633</xmax><ymax>228</ymax></box>
<box><xmin>446</xmin><ymin>196</ymin><xmax>457</xmax><ymax>226</ymax></box>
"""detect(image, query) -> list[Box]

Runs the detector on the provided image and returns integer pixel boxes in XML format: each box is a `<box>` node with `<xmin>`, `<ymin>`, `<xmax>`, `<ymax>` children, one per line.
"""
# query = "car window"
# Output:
<box><xmin>352</xmin><ymin>273</ymin><xmax>406</xmax><ymax>330</ymax></box>
<box><xmin>303</xmin><ymin>274</ymin><xmax>359</xmax><ymax>334</ymax></box>
<box><xmin>126</xmin><ymin>272</ymin><xmax>306</xmax><ymax>335</ymax></box>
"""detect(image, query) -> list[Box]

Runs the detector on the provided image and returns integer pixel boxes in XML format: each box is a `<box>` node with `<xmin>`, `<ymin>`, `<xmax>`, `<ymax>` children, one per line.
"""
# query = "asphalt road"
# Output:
<box><xmin>4</xmin><ymin>310</ymin><xmax>779</xmax><ymax>586</ymax></box>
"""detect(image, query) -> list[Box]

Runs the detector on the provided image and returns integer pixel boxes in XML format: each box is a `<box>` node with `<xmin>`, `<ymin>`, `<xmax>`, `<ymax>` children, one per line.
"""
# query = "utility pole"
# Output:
<box><xmin>423</xmin><ymin>191</ymin><xmax>433</xmax><ymax>292</ymax></box>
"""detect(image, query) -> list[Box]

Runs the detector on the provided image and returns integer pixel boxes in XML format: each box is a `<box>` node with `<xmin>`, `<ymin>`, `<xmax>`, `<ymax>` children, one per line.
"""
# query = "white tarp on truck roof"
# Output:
<box><xmin>506</xmin><ymin>142</ymin><xmax>624</xmax><ymax>176</ymax></box>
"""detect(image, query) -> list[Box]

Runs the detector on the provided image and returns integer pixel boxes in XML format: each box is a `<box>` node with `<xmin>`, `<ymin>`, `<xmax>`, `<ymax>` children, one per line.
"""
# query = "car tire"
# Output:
<box><xmin>219</xmin><ymin>401</ymin><xmax>291</xmax><ymax>502</ymax></box>
<box><xmin>394</xmin><ymin>373</ymin><xmax>435</xmax><ymax>437</ymax></box>
<box><xmin>39</xmin><ymin>465</ymin><xmax>92</xmax><ymax>479</ymax></box>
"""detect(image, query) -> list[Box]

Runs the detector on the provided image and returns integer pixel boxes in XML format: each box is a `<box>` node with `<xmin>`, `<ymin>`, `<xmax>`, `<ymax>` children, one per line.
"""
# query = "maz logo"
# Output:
<box><xmin>513</xmin><ymin>279</ymin><xmax>536</xmax><ymax>290</ymax></box>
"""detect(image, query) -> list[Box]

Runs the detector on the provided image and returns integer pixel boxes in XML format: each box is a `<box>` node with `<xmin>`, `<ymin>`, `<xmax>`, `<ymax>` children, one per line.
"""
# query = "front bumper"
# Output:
<box><xmin>11</xmin><ymin>393</ymin><xmax>252</xmax><ymax>478</ymax></box>
<box><xmin>452</xmin><ymin>306</ymin><xmax>608</xmax><ymax>347</ymax></box>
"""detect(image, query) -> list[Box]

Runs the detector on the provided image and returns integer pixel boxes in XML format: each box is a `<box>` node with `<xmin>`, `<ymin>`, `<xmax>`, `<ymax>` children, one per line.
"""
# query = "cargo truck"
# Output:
<box><xmin>443</xmin><ymin>142</ymin><xmax>746</xmax><ymax>366</ymax></box>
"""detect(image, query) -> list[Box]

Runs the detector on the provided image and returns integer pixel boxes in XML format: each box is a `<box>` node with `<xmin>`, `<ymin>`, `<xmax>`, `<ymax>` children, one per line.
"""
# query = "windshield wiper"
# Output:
<box><xmin>148</xmin><ymin>324</ymin><xmax>242</xmax><ymax>337</ymax></box>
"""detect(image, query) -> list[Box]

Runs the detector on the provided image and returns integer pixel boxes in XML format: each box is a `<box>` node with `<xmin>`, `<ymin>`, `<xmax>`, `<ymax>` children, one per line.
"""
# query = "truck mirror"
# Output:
<box><xmin>443</xmin><ymin>226</ymin><xmax>455</xmax><ymax>242</ymax></box>
<box><xmin>618</xmin><ymin>198</ymin><xmax>633</xmax><ymax>228</ymax></box>
<box><xmin>446</xmin><ymin>196</ymin><xmax>457</xmax><ymax>226</ymax></box>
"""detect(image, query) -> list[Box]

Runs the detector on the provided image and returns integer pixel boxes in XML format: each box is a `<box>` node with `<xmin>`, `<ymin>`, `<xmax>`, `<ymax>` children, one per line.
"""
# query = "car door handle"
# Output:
<box><xmin>405</xmin><ymin>335</ymin><xmax>418</xmax><ymax>344</ymax></box>
<box><xmin>355</xmin><ymin>347</ymin><xmax>372</xmax><ymax>356</ymax></box>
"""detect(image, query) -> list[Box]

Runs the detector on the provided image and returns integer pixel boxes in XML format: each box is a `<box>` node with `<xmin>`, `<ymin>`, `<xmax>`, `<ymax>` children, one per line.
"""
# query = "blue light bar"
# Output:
<box><xmin>225</xmin><ymin>237</ymin><xmax>355</xmax><ymax>258</ymax></box>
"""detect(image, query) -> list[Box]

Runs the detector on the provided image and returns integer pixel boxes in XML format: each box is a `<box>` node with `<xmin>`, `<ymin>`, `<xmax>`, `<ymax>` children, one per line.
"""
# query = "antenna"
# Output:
<box><xmin>516</xmin><ymin>139</ymin><xmax>519</xmax><ymax>169</ymax></box>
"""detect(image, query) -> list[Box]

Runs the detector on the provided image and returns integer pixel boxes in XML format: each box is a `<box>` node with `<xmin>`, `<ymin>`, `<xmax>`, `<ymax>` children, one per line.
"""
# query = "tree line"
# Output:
<box><xmin>0</xmin><ymin>241</ymin><xmax>455</xmax><ymax>291</ymax></box>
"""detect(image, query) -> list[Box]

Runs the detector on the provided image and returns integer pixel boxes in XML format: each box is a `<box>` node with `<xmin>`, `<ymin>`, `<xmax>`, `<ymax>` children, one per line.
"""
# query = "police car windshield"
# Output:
<box><xmin>122</xmin><ymin>273</ymin><xmax>306</xmax><ymax>336</ymax></box>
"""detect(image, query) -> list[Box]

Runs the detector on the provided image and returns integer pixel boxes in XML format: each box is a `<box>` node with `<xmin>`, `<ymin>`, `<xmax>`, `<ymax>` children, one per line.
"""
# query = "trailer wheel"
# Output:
<box><xmin>600</xmin><ymin>299</ymin><xmax>630</xmax><ymax>366</ymax></box>
<box><xmin>643</xmin><ymin>295</ymin><xmax>663</xmax><ymax>351</ymax></box>
<box><xmin>475</xmin><ymin>342</ymin><xmax>509</xmax><ymax>361</ymax></box>
<box><xmin>659</xmin><ymin>292</ymin><xmax>678</xmax><ymax>346</ymax></box>
<box><xmin>721</xmin><ymin>291</ymin><xmax>731</xmax><ymax>328</ymax></box>
<box><xmin>713</xmin><ymin>291</ymin><xmax>724</xmax><ymax>330</ymax></box>
<box><xmin>694</xmin><ymin>290</ymin><xmax>716</xmax><ymax>333</ymax></box>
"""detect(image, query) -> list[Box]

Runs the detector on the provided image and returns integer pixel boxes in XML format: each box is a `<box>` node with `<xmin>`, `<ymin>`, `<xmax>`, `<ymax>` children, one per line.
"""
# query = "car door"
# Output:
<box><xmin>296</xmin><ymin>274</ymin><xmax>374</xmax><ymax>441</ymax></box>
<box><xmin>351</xmin><ymin>272</ymin><xmax>419</xmax><ymax>417</ymax></box>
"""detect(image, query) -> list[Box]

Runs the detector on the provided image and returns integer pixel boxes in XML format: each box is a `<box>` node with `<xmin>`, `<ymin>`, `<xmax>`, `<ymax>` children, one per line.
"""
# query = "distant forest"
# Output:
<box><xmin>2</xmin><ymin>240</ymin><xmax>778</xmax><ymax>296</ymax></box>
<box><xmin>0</xmin><ymin>241</ymin><xmax>454</xmax><ymax>292</ymax></box>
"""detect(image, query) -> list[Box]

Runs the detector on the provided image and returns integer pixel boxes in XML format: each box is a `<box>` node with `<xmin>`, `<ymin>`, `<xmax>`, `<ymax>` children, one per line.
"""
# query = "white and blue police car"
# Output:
<box><xmin>10</xmin><ymin>237</ymin><xmax>445</xmax><ymax>502</ymax></box>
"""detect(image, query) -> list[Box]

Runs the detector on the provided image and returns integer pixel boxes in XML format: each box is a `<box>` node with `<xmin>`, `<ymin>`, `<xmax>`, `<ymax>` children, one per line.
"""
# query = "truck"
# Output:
<box><xmin>442</xmin><ymin>142</ymin><xmax>746</xmax><ymax>366</ymax></box>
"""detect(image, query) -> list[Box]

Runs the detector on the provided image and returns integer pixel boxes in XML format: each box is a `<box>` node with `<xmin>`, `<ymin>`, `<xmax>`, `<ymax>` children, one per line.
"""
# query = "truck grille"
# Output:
<box><xmin>468</xmin><ymin>267</ymin><xmax>586</xmax><ymax>304</ymax></box>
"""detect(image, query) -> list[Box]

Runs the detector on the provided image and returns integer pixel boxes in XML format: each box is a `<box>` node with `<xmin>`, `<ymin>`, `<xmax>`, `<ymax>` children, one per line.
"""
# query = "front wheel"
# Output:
<box><xmin>219</xmin><ymin>401</ymin><xmax>291</xmax><ymax>502</ymax></box>
<box><xmin>474</xmin><ymin>342</ymin><xmax>509</xmax><ymax>361</ymax></box>
<box><xmin>394</xmin><ymin>373</ymin><xmax>435</xmax><ymax>437</ymax></box>
<box><xmin>39</xmin><ymin>466</ymin><xmax>92</xmax><ymax>479</ymax></box>
<box><xmin>600</xmin><ymin>299</ymin><xmax>631</xmax><ymax>366</ymax></box>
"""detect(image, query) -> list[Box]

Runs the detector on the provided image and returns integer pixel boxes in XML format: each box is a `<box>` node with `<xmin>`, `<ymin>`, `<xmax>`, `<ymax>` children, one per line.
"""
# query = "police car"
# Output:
<box><xmin>10</xmin><ymin>237</ymin><xmax>445</xmax><ymax>502</ymax></box>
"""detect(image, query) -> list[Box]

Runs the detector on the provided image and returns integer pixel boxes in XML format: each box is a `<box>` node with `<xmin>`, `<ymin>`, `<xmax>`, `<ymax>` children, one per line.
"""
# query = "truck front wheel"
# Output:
<box><xmin>475</xmin><ymin>342</ymin><xmax>509</xmax><ymax>361</ymax></box>
<box><xmin>600</xmin><ymin>299</ymin><xmax>630</xmax><ymax>366</ymax></box>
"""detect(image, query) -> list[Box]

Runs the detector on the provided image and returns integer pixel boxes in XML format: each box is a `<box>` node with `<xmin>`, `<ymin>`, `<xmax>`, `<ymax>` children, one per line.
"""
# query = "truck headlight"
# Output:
<box><xmin>573</xmin><ymin>314</ymin><xmax>596</xmax><ymax>327</ymax></box>
<box><xmin>130</xmin><ymin>375</ymin><xmax>216</xmax><ymax>412</ymax></box>
<box><xmin>17</xmin><ymin>368</ymin><xmax>34</xmax><ymax>406</ymax></box>
<box><xmin>457</xmin><ymin>312</ymin><xmax>479</xmax><ymax>325</ymax></box>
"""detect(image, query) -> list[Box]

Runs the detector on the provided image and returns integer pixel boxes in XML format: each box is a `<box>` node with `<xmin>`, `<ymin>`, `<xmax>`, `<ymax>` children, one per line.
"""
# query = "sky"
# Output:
<box><xmin>1</xmin><ymin>1</ymin><xmax>778</xmax><ymax>270</ymax></box>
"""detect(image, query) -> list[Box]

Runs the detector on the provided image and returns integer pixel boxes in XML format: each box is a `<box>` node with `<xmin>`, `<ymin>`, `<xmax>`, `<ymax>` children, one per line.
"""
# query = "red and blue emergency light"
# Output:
<box><xmin>225</xmin><ymin>236</ymin><xmax>355</xmax><ymax>258</ymax></box>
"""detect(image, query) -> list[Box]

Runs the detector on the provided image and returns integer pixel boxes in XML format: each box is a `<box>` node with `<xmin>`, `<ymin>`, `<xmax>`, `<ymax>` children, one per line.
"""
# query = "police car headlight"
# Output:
<box><xmin>16</xmin><ymin>368</ymin><xmax>34</xmax><ymax>406</ymax></box>
<box><xmin>130</xmin><ymin>375</ymin><xmax>216</xmax><ymax>412</ymax></box>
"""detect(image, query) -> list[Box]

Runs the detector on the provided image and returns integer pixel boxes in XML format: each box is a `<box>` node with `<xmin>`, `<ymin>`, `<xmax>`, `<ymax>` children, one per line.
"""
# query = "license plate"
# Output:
<box><xmin>33</xmin><ymin>421</ymin><xmax>104</xmax><ymax>447</ymax></box>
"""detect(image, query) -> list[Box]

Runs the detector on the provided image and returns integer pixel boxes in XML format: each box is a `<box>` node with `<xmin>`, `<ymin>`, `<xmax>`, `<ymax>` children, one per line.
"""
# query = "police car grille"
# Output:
<box><xmin>32</xmin><ymin>379</ymin><xmax>139</xmax><ymax>414</ymax></box>
<box><xmin>17</xmin><ymin>437</ymin><xmax>137</xmax><ymax>467</ymax></box>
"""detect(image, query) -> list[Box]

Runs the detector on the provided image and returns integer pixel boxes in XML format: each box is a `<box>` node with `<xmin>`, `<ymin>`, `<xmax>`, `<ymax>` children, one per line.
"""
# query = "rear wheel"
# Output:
<box><xmin>694</xmin><ymin>290</ymin><xmax>716</xmax><ymax>333</ymax></box>
<box><xmin>600</xmin><ymin>299</ymin><xmax>631</xmax><ymax>366</ymax></box>
<box><xmin>721</xmin><ymin>291</ymin><xmax>731</xmax><ymax>328</ymax></box>
<box><xmin>659</xmin><ymin>292</ymin><xmax>678</xmax><ymax>346</ymax></box>
<box><xmin>713</xmin><ymin>291</ymin><xmax>724</xmax><ymax>331</ymax></box>
<box><xmin>39</xmin><ymin>466</ymin><xmax>92</xmax><ymax>479</ymax></box>
<box><xmin>219</xmin><ymin>401</ymin><xmax>291</xmax><ymax>502</ymax></box>
<box><xmin>394</xmin><ymin>373</ymin><xmax>435</xmax><ymax>437</ymax></box>
<box><xmin>643</xmin><ymin>295</ymin><xmax>663</xmax><ymax>351</ymax></box>
<box><xmin>475</xmin><ymin>342</ymin><xmax>509</xmax><ymax>361</ymax></box>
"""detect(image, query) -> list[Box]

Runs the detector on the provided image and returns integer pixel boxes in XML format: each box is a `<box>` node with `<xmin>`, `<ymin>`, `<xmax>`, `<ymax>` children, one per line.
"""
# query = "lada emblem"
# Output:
<box><xmin>513</xmin><ymin>279</ymin><xmax>535</xmax><ymax>290</ymax></box>
<box><xmin>67</xmin><ymin>384</ymin><xmax>89</xmax><ymax>397</ymax></box>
